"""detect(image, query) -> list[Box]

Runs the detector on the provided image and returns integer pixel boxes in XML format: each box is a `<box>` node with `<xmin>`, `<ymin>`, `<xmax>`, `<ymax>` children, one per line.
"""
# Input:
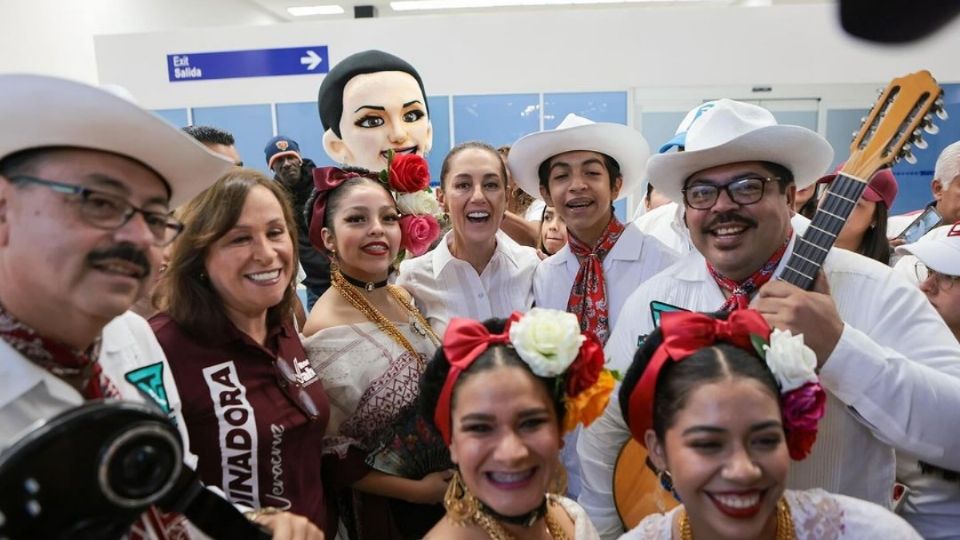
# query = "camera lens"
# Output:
<box><xmin>99</xmin><ymin>424</ymin><xmax>182</xmax><ymax>508</ymax></box>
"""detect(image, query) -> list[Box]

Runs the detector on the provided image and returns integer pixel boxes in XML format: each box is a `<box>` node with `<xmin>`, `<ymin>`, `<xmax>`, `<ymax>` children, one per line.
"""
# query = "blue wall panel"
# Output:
<box><xmin>426</xmin><ymin>95</ymin><xmax>450</xmax><ymax>186</ymax></box>
<box><xmin>154</xmin><ymin>108</ymin><xmax>189</xmax><ymax>127</ymax></box>
<box><xmin>543</xmin><ymin>91</ymin><xmax>628</xmax><ymax>128</ymax></box>
<box><xmin>191</xmin><ymin>104</ymin><xmax>274</xmax><ymax>175</ymax></box>
<box><xmin>453</xmin><ymin>94</ymin><xmax>540</xmax><ymax>149</ymax></box>
<box><xmin>275</xmin><ymin>101</ymin><xmax>335</xmax><ymax>169</ymax></box>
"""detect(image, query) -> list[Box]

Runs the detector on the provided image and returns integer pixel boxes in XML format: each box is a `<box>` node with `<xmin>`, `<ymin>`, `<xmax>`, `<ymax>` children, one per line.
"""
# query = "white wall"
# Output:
<box><xmin>0</xmin><ymin>0</ymin><xmax>278</xmax><ymax>84</ymax></box>
<box><xmin>88</xmin><ymin>3</ymin><xmax>960</xmax><ymax>109</ymax></box>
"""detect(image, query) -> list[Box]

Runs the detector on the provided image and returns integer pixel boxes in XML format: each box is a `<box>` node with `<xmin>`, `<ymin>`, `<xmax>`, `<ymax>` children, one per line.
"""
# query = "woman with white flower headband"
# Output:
<box><xmin>397</xmin><ymin>141</ymin><xmax>540</xmax><ymax>336</ymax></box>
<box><xmin>617</xmin><ymin>309</ymin><xmax>920</xmax><ymax>540</ymax></box>
<box><xmin>419</xmin><ymin>308</ymin><xmax>616</xmax><ymax>539</ymax></box>
<box><xmin>300</xmin><ymin>153</ymin><xmax>451</xmax><ymax>540</ymax></box>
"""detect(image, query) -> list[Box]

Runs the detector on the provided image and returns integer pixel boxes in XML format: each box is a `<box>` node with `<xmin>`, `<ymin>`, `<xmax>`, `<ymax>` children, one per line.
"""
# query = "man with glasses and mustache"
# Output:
<box><xmin>0</xmin><ymin>75</ymin><xmax>322</xmax><ymax>539</ymax></box>
<box><xmin>577</xmin><ymin>99</ymin><xmax>960</xmax><ymax>539</ymax></box>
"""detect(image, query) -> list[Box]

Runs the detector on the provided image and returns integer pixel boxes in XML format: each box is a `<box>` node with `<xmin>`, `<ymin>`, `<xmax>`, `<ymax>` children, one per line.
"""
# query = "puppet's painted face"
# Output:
<box><xmin>323</xmin><ymin>70</ymin><xmax>433</xmax><ymax>172</ymax></box>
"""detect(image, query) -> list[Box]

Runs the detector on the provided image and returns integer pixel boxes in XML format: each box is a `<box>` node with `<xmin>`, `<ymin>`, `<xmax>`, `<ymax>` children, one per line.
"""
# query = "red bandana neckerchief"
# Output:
<box><xmin>707</xmin><ymin>227</ymin><xmax>793</xmax><ymax>313</ymax></box>
<box><xmin>0</xmin><ymin>302</ymin><xmax>115</xmax><ymax>399</ymax></box>
<box><xmin>566</xmin><ymin>216</ymin><xmax>626</xmax><ymax>344</ymax></box>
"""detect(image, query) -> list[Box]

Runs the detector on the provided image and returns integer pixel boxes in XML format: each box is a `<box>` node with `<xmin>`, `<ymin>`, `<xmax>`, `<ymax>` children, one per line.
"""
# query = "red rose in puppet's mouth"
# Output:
<box><xmin>388</xmin><ymin>153</ymin><xmax>430</xmax><ymax>193</ymax></box>
<box><xmin>399</xmin><ymin>214</ymin><xmax>441</xmax><ymax>256</ymax></box>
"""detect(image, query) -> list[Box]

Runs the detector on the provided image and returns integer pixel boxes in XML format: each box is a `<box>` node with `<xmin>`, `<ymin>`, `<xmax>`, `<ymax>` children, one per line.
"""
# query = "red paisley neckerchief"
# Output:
<box><xmin>707</xmin><ymin>227</ymin><xmax>793</xmax><ymax>313</ymax></box>
<box><xmin>0</xmin><ymin>302</ymin><xmax>117</xmax><ymax>399</ymax></box>
<box><xmin>566</xmin><ymin>217</ymin><xmax>626</xmax><ymax>344</ymax></box>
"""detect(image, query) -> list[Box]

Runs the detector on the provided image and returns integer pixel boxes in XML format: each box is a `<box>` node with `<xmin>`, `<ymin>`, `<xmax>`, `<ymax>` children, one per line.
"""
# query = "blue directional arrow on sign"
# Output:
<box><xmin>167</xmin><ymin>46</ymin><xmax>328</xmax><ymax>82</ymax></box>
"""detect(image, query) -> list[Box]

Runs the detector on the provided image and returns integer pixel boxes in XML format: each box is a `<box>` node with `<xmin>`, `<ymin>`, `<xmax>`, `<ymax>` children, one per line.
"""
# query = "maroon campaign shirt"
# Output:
<box><xmin>151</xmin><ymin>314</ymin><xmax>330</xmax><ymax>531</ymax></box>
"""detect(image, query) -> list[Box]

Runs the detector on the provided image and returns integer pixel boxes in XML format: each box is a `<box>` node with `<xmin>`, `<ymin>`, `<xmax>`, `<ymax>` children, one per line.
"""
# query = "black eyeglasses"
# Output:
<box><xmin>682</xmin><ymin>176</ymin><xmax>779</xmax><ymax>210</ymax></box>
<box><xmin>274</xmin><ymin>355</ymin><xmax>325</xmax><ymax>421</ymax></box>
<box><xmin>915</xmin><ymin>262</ymin><xmax>960</xmax><ymax>291</ymax></box>
<box><xmin>10</xmin><ymin>175</ymin><xmax>183</xmax><ymax>246</ymax></box>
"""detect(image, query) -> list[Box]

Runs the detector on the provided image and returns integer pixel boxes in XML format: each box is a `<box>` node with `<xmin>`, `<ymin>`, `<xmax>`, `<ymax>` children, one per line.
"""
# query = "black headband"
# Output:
<box><xmin>317</xmin><ymin>50</ymin><xmax>429</xmax><ymax>139</ymax></box>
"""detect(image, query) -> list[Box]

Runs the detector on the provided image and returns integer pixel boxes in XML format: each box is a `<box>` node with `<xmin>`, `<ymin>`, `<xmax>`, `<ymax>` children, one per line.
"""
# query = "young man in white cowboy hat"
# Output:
<box><xmin>508</xmin><ymin>113</ymin><xmax>679</xmax><ymax>497</ymax></box>
<box><xmin>577</xmin><ymin>98</ymin><xmax>960</xmax><ymax>538</ymax></box>
<box><xmin>893</xmin><ymin>224</ymin><xmax>960</xmax><ymax>538</ymax></box>
<box><xmin>0</xmin><ymin>75</ymin><xmax>322</xmax><ymax>539</ymax></box>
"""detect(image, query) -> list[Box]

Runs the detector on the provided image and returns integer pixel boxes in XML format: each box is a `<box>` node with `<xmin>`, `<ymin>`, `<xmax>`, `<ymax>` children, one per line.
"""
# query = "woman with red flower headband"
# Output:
<box><xmin>300</xmin><ymin>164</ymin><xmax>449</xmax><ymax>540</ymax></box>
<box><xmin>420</xmin><ymin>308</ymin><xmax>616</xmax><ymax>539</ymax></box>
<box><xmin>617</xmin><ymin>310</ymin><xmax>920</xmax><ymax>540</ymax></box>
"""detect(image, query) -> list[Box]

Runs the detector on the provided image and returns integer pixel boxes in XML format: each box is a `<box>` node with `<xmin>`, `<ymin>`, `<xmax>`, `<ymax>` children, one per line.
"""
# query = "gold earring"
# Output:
<box><xmin>443</xmin><ymin>470</ymin><xmax>478</xmax><ymax>525</ymax></box>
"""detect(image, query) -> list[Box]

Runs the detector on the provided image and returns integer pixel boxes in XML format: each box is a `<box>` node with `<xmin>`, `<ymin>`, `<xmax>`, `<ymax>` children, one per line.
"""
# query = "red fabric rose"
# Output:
<box><xmin>388</xmin><ymin>153</ymin><xmax>430</xmax><ymax>193</ymax></box>
<box><xmin>566</xmin><ymin>332</ymin><xmax>605</xmax><ymax>396</ymax></box>
<box><xmin>782</xmin><ymin>382</ymin><xmax>826</xmax><ymax>460</ymax></box>
<box><xmin>399</xmin><ymin>214</ymin><xmax>441</xmax><ymax>256</ymax></box>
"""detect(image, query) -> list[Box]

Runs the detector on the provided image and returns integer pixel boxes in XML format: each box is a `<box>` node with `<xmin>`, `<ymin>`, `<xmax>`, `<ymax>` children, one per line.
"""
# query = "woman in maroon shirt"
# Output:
<box><xmin>152</xmin><ymin>169</ymin><xmax>330</xmax><ymax>539</ymax></box>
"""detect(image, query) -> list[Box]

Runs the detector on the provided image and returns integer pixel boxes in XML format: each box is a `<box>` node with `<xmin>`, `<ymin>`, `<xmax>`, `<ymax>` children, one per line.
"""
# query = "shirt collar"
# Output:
<box><xmin>432</xmin><ymin>230</ymin><xmax>518</xmax><ymax>279</ymax></box>
<box><xmin>0</xmin><ymin>339</ymin><xmax>84</xmax><ymax>410</ymax></box>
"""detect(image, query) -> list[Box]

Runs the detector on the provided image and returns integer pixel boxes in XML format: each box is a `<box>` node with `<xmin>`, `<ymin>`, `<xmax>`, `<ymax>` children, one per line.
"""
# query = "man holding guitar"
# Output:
<box><xmin>579</xmin><ymin>91</ymin><xmax>960</xmax><ymax>538</ymax></box>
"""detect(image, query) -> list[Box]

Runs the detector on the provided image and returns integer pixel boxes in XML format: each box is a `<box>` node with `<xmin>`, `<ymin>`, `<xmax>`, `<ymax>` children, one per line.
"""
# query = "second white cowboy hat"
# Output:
<box><xmin>648</xmin><ymin>99</ymin><xmax>834</xmax><ymax>204</ymax></box>
<box><xmin>507</xmin><ymin>113</ymin><xmax>650</xmax><ymax>201</ymax></box>
<box><xmin>0</xmin><ymin>74</ymin><xmax>234</xmax><ymax>207</ymax></box>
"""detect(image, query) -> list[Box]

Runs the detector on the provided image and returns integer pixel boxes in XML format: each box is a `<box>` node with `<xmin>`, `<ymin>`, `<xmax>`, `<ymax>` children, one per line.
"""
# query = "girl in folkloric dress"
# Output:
<box><xmin>616</xmin><ymin>309</ymin><xmax>921</xmax><ymax>540</ymax></box>
<box><xmin>301</xmin><ymin>169</ymin><xmax>451</xmax><ymax>540</ymax></box>
<box><xmin>420</xmin><ymin>308</ymin><xmax>617</xmax><ymax>539</ymax></box>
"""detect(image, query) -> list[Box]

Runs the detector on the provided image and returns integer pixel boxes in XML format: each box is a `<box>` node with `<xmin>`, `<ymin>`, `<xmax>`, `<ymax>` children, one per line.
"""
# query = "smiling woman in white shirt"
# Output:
<box><xmin>397</xmin><ymin>141</ymin><xmax>539</xmax><ymax>336</ymax></box>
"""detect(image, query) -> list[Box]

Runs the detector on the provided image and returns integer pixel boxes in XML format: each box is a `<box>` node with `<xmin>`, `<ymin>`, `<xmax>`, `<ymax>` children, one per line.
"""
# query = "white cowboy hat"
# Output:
<box><xmin>507</xmin><ymin>113</ymin><xmax>650</xmax><ymax>201</ymax></box>
<box><xmin>896</xmin><ymin>222</ymin><xmax>960</xmax><ymax>276</ymax></box>
<box><xmin>0</xmin><ymin>74</ymin><xmax>233</xmax><ymax>207</ymax></box>
<box><xmin>648</xmin><ymin>99</ymin><xmax>834</xmax><ymax>204</ymax></box>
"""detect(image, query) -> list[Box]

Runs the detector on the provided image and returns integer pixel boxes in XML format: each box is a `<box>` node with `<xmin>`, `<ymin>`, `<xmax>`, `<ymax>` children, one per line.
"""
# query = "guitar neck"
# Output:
<box><xmin>779</xmin><ymin>174</ymin><xmax>868</xmax><ymax>290</ymax></box>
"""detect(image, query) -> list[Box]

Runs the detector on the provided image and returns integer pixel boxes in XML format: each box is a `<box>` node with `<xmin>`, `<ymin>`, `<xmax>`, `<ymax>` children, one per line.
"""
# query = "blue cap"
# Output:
<box><xmin>264</xmin><ymin>135</ymin><xmax>301</xmax><ymax>168</ymax></box>
<box><xmin>657</xmin><ymin>101</ymin><xmax>718</xmax><ymax>154</ymax></box>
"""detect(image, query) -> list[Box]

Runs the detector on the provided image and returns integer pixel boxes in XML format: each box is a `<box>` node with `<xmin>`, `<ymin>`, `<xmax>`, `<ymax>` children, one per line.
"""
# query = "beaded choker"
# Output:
<box><xmin>339</xmin><ymin>270</ymin><xmax>389</xmax><ymax>291</ymax></box>
<box><xmin>479</xmin><ymin>498</ymin><xmax>548</xmax><ymax>527</ymax></box>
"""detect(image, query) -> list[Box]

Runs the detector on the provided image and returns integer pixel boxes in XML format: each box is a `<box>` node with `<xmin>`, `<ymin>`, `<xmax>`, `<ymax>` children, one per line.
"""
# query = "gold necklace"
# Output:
<box><xmin>679</xmin><ymin>498</ymin><xmax>794</xmax><ymax>540</ymax></box>
<box><xmin>472</xmin><ymin>499</ymin><xmax>570</xmax><ymax>540</ymax></box>
<box><xmin>331</xmin><ymin>269</ymin><xmax>440</xmax><ymax>360</ymax></box>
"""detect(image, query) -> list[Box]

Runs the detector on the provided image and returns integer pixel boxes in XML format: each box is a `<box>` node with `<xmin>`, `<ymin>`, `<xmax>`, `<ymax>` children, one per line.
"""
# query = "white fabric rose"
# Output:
<box><xmin>509</xmin><ymin>308</ymin><xmax>585</xmax><ymax>377</ymax></box>
<box><xmin>397</xmin><ymin>190</ymin><xmax>440</xmax><ymax>216</ymax></box>
<box><xmin>763</xmin><ymin>328</ymin><xmax>818</xmax><ymax>392</ymax></box>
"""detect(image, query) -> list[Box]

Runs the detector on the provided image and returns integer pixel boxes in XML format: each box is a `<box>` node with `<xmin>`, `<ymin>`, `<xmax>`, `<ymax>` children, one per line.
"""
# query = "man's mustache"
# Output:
<box><xmin>87</xmin><ymin>243</ymin><xmax>152</xmax><ymax>278</ymax></box>
<box><xmin>703</xmin><ymin>212</ymin><xmax>757</xmax><ymax>232</ymax></box>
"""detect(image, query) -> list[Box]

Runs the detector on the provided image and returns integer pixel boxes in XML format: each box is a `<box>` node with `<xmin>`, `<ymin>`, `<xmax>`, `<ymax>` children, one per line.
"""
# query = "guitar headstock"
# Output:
<box><xmin>842</xmin><ymin>70</ymin><xmax>945</xmax><ymax>182</ymax></box>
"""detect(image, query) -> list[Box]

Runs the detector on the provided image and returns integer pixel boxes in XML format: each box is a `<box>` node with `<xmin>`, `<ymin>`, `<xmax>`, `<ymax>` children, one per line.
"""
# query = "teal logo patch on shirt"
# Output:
<box><xmin>125</xmin><ymin>362</ymin><xmax>171</xmax><ymax>414</ymax></box>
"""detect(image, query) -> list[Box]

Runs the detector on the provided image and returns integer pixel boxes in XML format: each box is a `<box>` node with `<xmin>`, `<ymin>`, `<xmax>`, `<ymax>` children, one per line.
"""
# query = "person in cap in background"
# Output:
<box><xmin>889</xmin><ymin>140</ymin><xmax>960</xmax><ymax>239</ymax></box>
<box><xmin>508</xmin><ymin>113</ymin><xmax>678</xmax><ymax>499</ymax></box>
<box><xmin>317</xmin><ymin>49</ymin><xmax>432</xmax><ymax>173</ymax></box>
<box><xmin>497</xmin><ymin>144</ymin><xmax>542</xmax><ymax>247</ymax></box>
<box><xmin>182</xmin><ymin>124</ymin><xmax>243</xmax><ymax>166</ymax></box>
<box><xmin>893</xmin><ymin>223</ymin><xmax>960</xmax><ymax>539</ymax></box>
<box><xmin>819</xmin><ymin>165</ymin><xmax>898</xmax><ymax>264</ymax></box>
<box><xmin>0</xmin><ymin>74</ymin><xmax>322</xmax><ymax>539</ymax></box>
<box><xmin>266</xmin><ymin>135</ymin><xmax>331</xmax><ymax>308</ymax></box>
<box><xmin>579</xmin><ymin>98</ymin><xmax>960</xmax><ymax>539</ymax></box>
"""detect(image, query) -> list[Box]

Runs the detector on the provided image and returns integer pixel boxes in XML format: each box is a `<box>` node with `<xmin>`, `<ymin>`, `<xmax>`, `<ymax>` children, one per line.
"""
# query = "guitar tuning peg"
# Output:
<box><xmin>924</xmin><ymin>122</ymin><xmax>940</xmax><ymax>135</ymax></box>
<box><xmin>936</xmin><ymin>107</ymin><xmax>949</xmax><ymax>121</ymax></box>
<box><xmin>914</xmin><ymin>137</ymin><xmax>928</xmax><ymax>150</ymax></box>
<box><xmin>902</xmin><ymin>143</ymin><xmax>912</xmax><ymax>154</ymax></box>
<box><xmin>903</xmin><ymin>152</ymin><xmax>918</xmax><ymax>165</ymax></box>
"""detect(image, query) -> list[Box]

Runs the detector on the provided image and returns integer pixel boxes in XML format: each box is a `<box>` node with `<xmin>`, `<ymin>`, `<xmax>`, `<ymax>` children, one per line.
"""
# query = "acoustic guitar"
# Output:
<box><xmin>613</xmin><ymin>70</ymin><xmax>946</xmax><ymax>530</ymax></box>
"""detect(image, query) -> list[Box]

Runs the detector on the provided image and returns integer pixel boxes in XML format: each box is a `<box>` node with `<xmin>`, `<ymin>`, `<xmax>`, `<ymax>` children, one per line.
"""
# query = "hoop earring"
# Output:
<box><xmin>444</xmin><ymin>470</ymin><xmax>478</xmax><ymax>525</ymax></box>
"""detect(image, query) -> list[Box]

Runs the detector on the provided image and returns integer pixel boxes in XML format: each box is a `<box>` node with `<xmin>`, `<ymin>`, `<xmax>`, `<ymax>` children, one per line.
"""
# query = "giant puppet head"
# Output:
<box><xmin>318</xmin><ymin>50</ymin><xmax>433</xmax><ymax>172</ymax></box>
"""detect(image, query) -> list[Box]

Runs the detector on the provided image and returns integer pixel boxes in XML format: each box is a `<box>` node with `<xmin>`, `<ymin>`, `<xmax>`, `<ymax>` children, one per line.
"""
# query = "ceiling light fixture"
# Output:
<box><xmin>390</xmin><ymin>0</ymin><xmax>724</xmax><ymax>11</ymax></box>
<box><xmin>287</xmin><ymin>4</ymin><xmax>346</xmax><ymax>16</ymax></box>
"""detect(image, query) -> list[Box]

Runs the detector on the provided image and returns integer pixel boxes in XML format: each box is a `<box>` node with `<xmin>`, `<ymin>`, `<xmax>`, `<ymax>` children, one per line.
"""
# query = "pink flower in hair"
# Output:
<box><xmin>782</xmin><ymin>381</ymin><xmax>826</xmax><ymax>460</ymax></box>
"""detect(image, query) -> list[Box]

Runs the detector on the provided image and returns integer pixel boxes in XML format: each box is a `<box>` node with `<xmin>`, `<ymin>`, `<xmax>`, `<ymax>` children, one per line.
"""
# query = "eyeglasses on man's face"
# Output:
<box><xmin>915</xmin><ymin>262</ymin><xmax>960</xmax><ymax>291</ymax></box>
<box><xmin>9</xmin><ymin>175</ymin><xmax>183</xmax><ymax>246</ymax></box>
<box><xmin>682</xmin><ymin>176</ymin><xmax>779</xmax><ymax>210</ymax></box>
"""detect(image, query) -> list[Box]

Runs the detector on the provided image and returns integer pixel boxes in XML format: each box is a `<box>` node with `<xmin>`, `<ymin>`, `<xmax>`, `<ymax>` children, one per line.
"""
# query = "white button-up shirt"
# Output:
<box><xmin>580</xmin><ymin>235</ymin><xmax>960</xmax><ymax>539</ymax></box>
<box><xmin>397</xmin><ymin>231</ymin><xmax>540</xmax><ymax>337</ymax></box>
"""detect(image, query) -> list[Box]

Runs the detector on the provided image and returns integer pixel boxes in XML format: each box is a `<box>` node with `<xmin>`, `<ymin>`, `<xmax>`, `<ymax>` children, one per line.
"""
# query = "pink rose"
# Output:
<box><xmin>388</xmin><ymin>153</ymin><xmax>431</xmax><ymax>193</ymax></box>
<box><xmin>782</xmin><ymin>382</ymin><xmax>826</xmax><ymax>460</ymax></box>
<box><xmin>399</xmin><ymin>214</ymin><xmax>441</xmax><ymax>256</ymax></box>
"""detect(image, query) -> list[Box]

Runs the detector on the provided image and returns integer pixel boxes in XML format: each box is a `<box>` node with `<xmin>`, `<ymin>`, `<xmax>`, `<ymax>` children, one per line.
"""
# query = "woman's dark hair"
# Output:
<box><xmin>537</xmin><ymin>152</ymin><xmax>622</xmax><ymax>195</ymax></box>
<box><xmin>439</xmin><ymin>141</ymin><xmax>508</xmax><ymax>190</ymax></box>
<box><xmin>857</xmin><ymin>202</ymin><xmax>891</xmax><ymax>264</ymax></box>
<box><xmin>618</xmin><ymin>313</ymin><xmax>781</xmax><ymax>442</ymax></box>
<box><xmin>420</xmin><ymin>318</ymin><xmax>565</xmax><ymax>436</ymax></box>
<box><xmin>303</xmin><ymin>170</ymin><xmax>394</xmax><ymax>255</ymax></box>
<box><xmin>157</xmin><ymin>168</ymin><xmax>299</xmax><ymax>340</ymax></box>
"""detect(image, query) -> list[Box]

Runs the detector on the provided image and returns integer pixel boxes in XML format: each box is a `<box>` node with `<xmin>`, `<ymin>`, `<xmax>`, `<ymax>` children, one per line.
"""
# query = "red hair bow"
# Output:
<box><xmin>434</xmin><ymin>312</ymin><xmax>522</xmax><ymax>444</ymax></box>
<box><xmin>627</xmin><ymin>310</ymin><xmax>771</xmax><ymax>444</ymax></box>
